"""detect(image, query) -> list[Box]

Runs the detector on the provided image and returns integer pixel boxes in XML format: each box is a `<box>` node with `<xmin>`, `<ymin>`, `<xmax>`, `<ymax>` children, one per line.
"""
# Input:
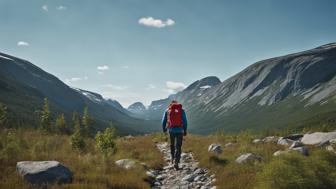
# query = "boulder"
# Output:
<box><xmin>263</xmin><ymin>136</ymin><xmax>279</xmax><ymax>143</ymax></box>
<box><xmin>282</xmin><ymin>134</ymin><xmax>303</xmax><ymax>141</ymax></box>
<box><xmin>115</xmin><ymin>159</ymin><xmax>136</xmax><ymax>169</ymax></box>
<box><xmin>208</xmin><ymin>144</ymin><xmax>222</xmax><ymax>154</ymax></box>
<box><xmin>301</xmin><ymin>131</ymin><xmax>336</xmax><ymax>145</ymax></box>
<box><xmin>290</xmin><ymin>146</ymin><xmax>309</xmax><ymax>156</ymax></box>
<box><xmin>235</xmin><ymin>153</ymin><xmax>263</xmax><ymax>164</ymax></box>
<box><xmin>16</xmin><ymin>161</ymin><xmax>73</xmax><ymax>185</ymax></box>
<box><xmin>277</xmin><ymin>137</ymin><xmax>294</xmax><ymax>146</ymax></box>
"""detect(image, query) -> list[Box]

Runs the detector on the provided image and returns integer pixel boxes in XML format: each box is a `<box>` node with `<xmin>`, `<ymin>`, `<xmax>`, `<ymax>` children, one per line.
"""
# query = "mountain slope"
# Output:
<box><xmin>143</xmin><ymin>43</ymin><xmax>336</xmax><ymax>134</ymax></box>
<box><xmin>0</xmin><ymin>52</ymin><xmax>159</xmax><ymax>134</ymax></box>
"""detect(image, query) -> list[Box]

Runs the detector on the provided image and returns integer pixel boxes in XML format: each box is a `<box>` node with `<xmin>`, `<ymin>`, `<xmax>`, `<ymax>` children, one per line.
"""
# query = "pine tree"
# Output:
<box><xmin>70</xmin><ymin>111</ymin><xmax>86</xmax><ymax>152</ymax></box>
<box><xmin>0</xmin><ymin>102</ymin><xmax>8</xmax><ymax>128</ymax></box>
<box><xmin>82</xmin><ymin>106</ymin><xmax>92</xmax><ymax>137</ymax></box>
<box><xmin>72</xmin><ymin>111</ymin><xmax>81</xmax><ymax>134</ymax></box>
<box><xmin>40</xmin><ymin>98</ymin><xmax>51</xmax><ymax>131</ymax></box>
<box><xmin>55</xmin><ymin>113</ymin><xmax>68</xmax><ymax>134</ymax></box>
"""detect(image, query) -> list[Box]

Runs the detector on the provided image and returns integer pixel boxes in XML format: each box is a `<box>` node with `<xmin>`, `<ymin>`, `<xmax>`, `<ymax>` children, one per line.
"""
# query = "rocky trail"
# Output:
<box><xmin>150</xmin><ymin>142</ymin><xmax>216</xmax><ymax>189</ymax></box>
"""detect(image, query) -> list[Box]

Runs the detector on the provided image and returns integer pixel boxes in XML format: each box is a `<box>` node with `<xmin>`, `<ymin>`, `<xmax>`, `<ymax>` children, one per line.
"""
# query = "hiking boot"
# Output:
<box><xmin>171</xmin><ymin>158</ymin><xmax>174</xmax><ymax>164</ymax></box>
<box><xmin>174</xmin><ymin>163</ymin><xmax>179</xmax><ymax>170</ymax></box>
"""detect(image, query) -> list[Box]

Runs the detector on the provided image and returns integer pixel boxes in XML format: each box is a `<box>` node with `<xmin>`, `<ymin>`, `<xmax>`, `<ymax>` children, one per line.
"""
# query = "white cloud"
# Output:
<box><xmin>57</xmin><ymin>5</ymin><xmax>67</xmax><ymax>11</ymax></box>
<box><xmin>165</xmin><ymin>81</ymin><xmax>186</xmax><ymax>94</ymax></box>
<box><xmin>102</xmin><ymin>84</ymin><xmax>128</xmax><ymax>91</ymax></box>
<box><xmin>17</xmin><ymin>41</ymin><xmax>30</xmax><ymax>47</ymax></box>
<box><xmin>97</xmin><ymin>65</ymin><xmax>109</xmax><ymax>71</ymax></box>
<box><xmin>121</xmin><ymin>65</ymin><xmax>129</xmax><ymax>69</ymax></box>
<box><xmin>138</xmin><ymin>17</ymin><xmax>175</xmax><ymax>28</ymax></box>
<box><xmin>84</xmin><ymin>76</ymin><xmax>89</xmax><ymax>80</ymax></box>
<box><xmin>146</xmin><ymin>84</ymin><xmax>156</xmax><ymax>90</ymax></box>
<box><xmin>42</xmin><ymin>5</ymin><xmax>48</xmax><ymax>11</ymax></box>
<box><xmin>98</xmin><ymin>71</ymin><xmax>104</xmax><ymax>75</ymax></box>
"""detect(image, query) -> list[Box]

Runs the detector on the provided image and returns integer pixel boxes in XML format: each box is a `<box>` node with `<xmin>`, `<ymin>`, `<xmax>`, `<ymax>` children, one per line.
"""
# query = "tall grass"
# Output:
<box><xmin>0</xmin><ymin>128</ymin><xmax>164</xmax><ymax>189</ymax></box>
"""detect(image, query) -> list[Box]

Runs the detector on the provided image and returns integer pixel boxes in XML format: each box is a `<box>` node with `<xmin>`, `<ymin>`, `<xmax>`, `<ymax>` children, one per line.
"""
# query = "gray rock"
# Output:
<box><xmin>208</xmin><ymin>144</ymin><xmax>222</xmax><ymax>154</ymax></box>
<box><xmin>16</xmin><ymin>161</ymin><xmax>72</xmax><ymax>185</ymax></box>
<box><xmin>301</xmin><ymin>131</ymin><xmax>336</xmax><ymax>145</ymax></box>
<box><xmin>182</xmin><ymin>174</ymin><xmax>196</xmax><ymax>182</ymax></box>
<box><xmin>146</xmin><ymin>170</ymin><xmax>159</xmax><ymax>178</ymax></box>
<box><xmin>235</xmin><ymin>153</ymin><xmax>263</xmax><ymax>164</ymax></box>
<box><xmin>263</xmin><ymin>136</ymin><xmax>279</xmax><ymax>143</ymax></box>
<box><xmin>329</xmin><ymin>139</ymin><xmax>336</xmax><ymax>144</ymax></box>
<box><xmin>193</xmin><ymin>168</ymin><xmax>205</xmax><ymax>175</ymax></box>
<box><xmin>277</xmin><ymin>137</ymin><xmax>294</xmax><ymax>146</ymax></box>
<box><xmin>326</xmin><ymin>145</ymin><xmax>335</xmax><ymax>153</ymax></box>
<box><xmin>115</xmin><ymin>159</ymin><xmax>136</xmax><ymax>169</ymax></box>
<box><xmin>290</xmin><ymin>146</ymin><xmax>309</xmax><ymax>156</ymax></box>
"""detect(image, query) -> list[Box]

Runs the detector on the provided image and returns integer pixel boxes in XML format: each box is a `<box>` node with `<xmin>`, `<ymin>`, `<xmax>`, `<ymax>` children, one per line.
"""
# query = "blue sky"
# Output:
<box><xmin>1</xmin><ymin>0</ymin><xmax>336</xmax><ymax>107</ymax></box>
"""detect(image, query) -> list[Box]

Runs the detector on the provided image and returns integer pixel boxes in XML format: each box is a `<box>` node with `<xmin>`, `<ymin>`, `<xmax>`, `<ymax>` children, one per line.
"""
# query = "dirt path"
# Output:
<box><xmin>150</xmin><ymin>142</ymin><xmax>216</xmax><ymax>189</ymax></box>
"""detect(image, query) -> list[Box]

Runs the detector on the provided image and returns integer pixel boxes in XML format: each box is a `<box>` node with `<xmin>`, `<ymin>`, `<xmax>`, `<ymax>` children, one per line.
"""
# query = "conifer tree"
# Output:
<box><xmin>55</xmin><ymin>113</ymin><xmax>68</xmax><ymax>134</ymax></box>
<box><xmin>0</xmin><ymin>102</ymin><xmax>8</xmax><ymax>128</ymax></box>
<box><xmin>82</xmin><ymin>106</ymin><xmax>92</xmax><ymax>137</ymax></box>
<box><xmin>40</xmin><ymin>98</ymin><xmax>51</xmax><ymax>131</ymax></box>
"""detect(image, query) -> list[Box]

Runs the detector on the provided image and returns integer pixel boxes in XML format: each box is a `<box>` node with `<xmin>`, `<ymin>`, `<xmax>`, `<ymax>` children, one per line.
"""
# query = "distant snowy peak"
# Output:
<box><xmin>73</xmin><ymin>88</ymin><xmax>103</xmax><ymax>103</ymax></box>
<box><xmin>128</xmin><ymin>102</ymin><xmax>146</xmax><ymax>114</ymax></box>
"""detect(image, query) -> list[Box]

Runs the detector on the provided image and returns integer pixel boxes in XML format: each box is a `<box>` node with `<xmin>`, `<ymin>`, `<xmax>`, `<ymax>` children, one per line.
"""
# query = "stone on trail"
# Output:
<box><xmin>154</xmin><ymin>142</ymin><xmax>216</xmax><ymax>189</ymax></box>
<box><xmin>301</xmin><ymin>131</ymin><xmax>336</xmax><ymax>146</ymax></box>
<box><xmin>235</xmin><ymin>153</ymin><xmax>263</xmax><ymax>164</ymax></box>
<box><xmin>16</xmin><ymin>161</ymin><xmax>73</xmax><ymax>185</ymax></box>
<box><xmin>208</xmin><ymin>144</ymin><xmax>222</xmax><ymax>154</ymax></box>
<box><xmin>115</xmin><ymin>159</ymin><xmax>136</xmax><ymax>169</ymax></box>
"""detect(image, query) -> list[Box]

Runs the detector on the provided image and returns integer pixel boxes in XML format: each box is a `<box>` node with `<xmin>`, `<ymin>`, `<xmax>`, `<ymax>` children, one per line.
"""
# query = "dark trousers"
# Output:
<box><xmin>169</xmin><ymin>132</ymin><xmax>183</xmax><ymax>164</ymax></box>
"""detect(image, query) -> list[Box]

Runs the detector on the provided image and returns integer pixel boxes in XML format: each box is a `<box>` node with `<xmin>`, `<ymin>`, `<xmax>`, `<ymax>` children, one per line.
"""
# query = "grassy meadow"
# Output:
<box><xmin>1</xmin><ymin>127</ymin><xmax>336</xmax><ymax>189</ymax></box>
<box><xmin>0</xmin><ymin>128</ymin><xmax>164</xmax><ymax>189</ymax></box>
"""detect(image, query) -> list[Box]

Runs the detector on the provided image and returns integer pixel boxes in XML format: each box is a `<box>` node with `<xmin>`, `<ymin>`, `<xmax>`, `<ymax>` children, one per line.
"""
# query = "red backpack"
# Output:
<box><xmin>167</xmin><ymin>103</ymin><xmax>183</xmax><ymax>128</ymax></box>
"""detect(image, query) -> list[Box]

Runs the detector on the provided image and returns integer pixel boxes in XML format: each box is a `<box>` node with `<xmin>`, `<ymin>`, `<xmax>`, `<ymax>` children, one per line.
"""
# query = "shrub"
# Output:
<box><xmin>256</xmin><ymin>150</ymin><xmax>336</xmax><ymax>189</ymax></box>
<box><xmin>95</xmin><ymin>127</ymin><xmax>116</xmax><ymax>157</ymax></box>
<box><xmin>70</xmin><ymin>130</ymin><xmax>86</xmax><ymax>153</ymax></box>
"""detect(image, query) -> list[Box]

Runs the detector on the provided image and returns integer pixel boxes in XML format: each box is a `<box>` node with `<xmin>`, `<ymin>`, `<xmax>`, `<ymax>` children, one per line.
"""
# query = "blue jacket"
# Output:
<box><xmin>162</xmin><ymin>109</ymin><xmax>188</xmax><ymax>134</ymax></box>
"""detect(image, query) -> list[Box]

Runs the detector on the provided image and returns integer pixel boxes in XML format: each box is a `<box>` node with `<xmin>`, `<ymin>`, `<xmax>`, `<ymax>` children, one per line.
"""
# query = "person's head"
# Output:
<box><xmin>171</xmin><ymin>100</ymin><xmax>178</xmax><ymax>104</ymax></box>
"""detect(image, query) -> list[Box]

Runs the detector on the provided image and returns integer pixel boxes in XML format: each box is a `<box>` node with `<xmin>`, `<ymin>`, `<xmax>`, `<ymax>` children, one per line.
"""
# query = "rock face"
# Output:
<box><xmin>235</xmin><ymin>153</ymin><xmax>263</xmax><ymax>164</ymax></box>
<box><xmin>115</xmin><ymin>159</ymin><xmax>136</xmax><ymax>169</ymax></box>
<box><xmin>16</xmin><ymin>161</ymin><xmax>73</xmax><ymax>185</ymax></box>
<box><xmin>301</xmin><ymin>131</ymin><xmax>336</xmax><ymax>145</ymax></box>
<box><xmin>127</xmin><ymin>102</ymin><xmax>146</xmax><ymax>114</ymax></box>
<box><xmin>208</xmin><ymin>144</ymin><xmax>222</xmax><ymax>154</ymax></box>
<box><xmin>153</xmin><ymin>142</ymin><xmax>215</xmax><ymax>189</ymax></box>
<box><xmin>140</xmin><ymin>43</ymin><xmax>336</xmax><ymax>134</ymax></box>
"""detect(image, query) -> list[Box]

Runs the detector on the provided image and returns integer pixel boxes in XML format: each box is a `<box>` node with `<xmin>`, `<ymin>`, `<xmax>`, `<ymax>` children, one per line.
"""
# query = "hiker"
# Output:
<box><xmin>162</xmin><ymin>100</ymin><xmax>188</xmax><ymax>170</ymax></box>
